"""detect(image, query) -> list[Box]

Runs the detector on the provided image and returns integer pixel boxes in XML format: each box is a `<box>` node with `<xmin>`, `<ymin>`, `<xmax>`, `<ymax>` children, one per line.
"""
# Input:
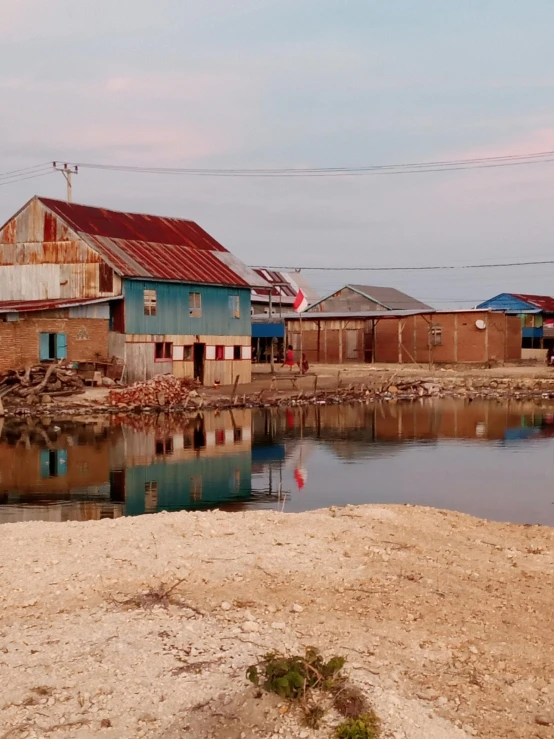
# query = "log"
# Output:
<box><xmin>19</xmin><ymin>362</ymin><xmax>59</xmax><ymax>397</ymax></box>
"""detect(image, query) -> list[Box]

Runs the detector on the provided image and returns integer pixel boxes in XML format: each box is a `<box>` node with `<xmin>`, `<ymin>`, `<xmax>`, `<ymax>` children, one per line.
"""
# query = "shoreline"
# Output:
<box><xmin>5</xmin><ymin>367</ymin><xmax>554</xmax><ymax>418</ymax></box>
<box><xmin>1</xmin><ymin>504</ymin><xmax>553</xmax><ymax>739</ymax></box>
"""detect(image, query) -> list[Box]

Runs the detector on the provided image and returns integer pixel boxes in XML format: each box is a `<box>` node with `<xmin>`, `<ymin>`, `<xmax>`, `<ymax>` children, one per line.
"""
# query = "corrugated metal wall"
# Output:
<box><xmin>0</xmin><ymin>198</ymin><xmax>121</xmax><ymax>301</ymax></box>
<box><xmin>123</xmin><ymin>279</ymin><xmax>251</xmax><ymax>336</ymax></box>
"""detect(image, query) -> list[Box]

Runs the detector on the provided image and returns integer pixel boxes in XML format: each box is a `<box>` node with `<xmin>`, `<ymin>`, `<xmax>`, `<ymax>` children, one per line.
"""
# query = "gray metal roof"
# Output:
<box><xmin>253</xmin><ymin>309</ymin><xmax>435</xmax><ymax>321</ymax></box>
<box><xmin>346</xmin><ymin>285</ymin><xmax>433</xmax><ymax>311</ymax></box>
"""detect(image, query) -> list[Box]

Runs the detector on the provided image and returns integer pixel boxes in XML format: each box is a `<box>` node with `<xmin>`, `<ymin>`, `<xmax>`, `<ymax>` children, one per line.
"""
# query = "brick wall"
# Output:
<box><xmin>0</xmin><ymin>316</ymin><xmax>108</xmax><ymax>372</ymax></box>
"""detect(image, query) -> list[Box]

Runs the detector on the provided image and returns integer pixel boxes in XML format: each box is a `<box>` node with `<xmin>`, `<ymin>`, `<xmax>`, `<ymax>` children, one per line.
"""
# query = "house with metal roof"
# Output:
<box><xmin>0</xmin><ymin>196</ymin><xmax>267</xmax><ymax>383</ymax></box>
<box><xmin>476</xmin><ymin>293</ymin><xmax>554</xmax><ymax>354</ymax></box>
<box><xmin>307</xmin><ymin>284</ymin><xmax>433</xmax><ymax>313</ymax></box>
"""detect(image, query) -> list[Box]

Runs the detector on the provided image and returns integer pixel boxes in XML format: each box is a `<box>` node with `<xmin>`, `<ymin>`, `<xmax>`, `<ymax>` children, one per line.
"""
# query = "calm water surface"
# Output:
<box><xmin>1</xmin><ymin>399</ymin><xmax>554</xmax><ymax>526</ymax></box>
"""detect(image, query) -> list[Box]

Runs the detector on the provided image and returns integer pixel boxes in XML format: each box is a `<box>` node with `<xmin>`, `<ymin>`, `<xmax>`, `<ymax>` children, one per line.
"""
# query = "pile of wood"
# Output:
<box><xmin>0</xmin><ymin>361</ymin><xmax>85</xmax><ymax>413</ymax></box>
<box><xmin>108</xmin><ymin>374</ymin><xmax>196</xmax><ymax>408</ymax></box>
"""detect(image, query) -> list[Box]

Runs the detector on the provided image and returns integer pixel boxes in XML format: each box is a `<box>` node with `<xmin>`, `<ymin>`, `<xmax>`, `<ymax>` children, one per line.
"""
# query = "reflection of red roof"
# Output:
<box><xmin>0</xmin><ymin>296</ymin><xmax>117</xmax><ymax>314</ymax></box>
<box><xmin>512</xmin><ymin>294</ymin><xmax>554</xmax><ymax>312</ymax></box>
<box><xmin>37</xmin><ymin>198</ymin><xmax>265</xmax><ymax>288</ymax></box>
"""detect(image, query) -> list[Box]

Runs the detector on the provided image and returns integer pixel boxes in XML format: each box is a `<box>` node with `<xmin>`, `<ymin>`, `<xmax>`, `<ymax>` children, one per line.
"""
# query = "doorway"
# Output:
<box><xmin>193</xmin><ymin>343</ymin><xmax>205</xmax><ymax>384</ymax></box>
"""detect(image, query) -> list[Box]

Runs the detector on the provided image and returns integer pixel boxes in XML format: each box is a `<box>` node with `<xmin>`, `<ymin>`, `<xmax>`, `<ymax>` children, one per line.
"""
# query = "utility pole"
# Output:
<box><xmin>53</xmin><ymin>162</ymin><xmax>78</xmax><ymax>202</ymax></box>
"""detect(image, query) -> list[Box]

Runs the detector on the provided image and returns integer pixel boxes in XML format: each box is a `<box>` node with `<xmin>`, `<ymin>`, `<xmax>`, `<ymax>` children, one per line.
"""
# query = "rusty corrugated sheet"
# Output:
<box><xmin>35</xmin><ymin>197</ymin><xmax>266</xmax><ymax>288</ymax></box>
<box><xmin>512</xmin><ymin>294</ymin><xmax>554</xmax><ymax>312</ymax></box>
<box><xmin>0</xmin><ymin>296</ymin><xmax>119</xmax><ymax>314</ymax></box>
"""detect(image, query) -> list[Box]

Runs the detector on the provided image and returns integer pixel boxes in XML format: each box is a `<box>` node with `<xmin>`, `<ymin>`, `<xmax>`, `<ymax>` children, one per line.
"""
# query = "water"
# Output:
<box><xmin>1</xmin><ymin>399</ymin><xmax>554</xmax><ymax>526</ymax></box>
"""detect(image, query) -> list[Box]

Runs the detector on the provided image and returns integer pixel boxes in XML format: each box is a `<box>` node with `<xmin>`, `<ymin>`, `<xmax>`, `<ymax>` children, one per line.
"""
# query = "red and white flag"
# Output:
<box><xmin>293</xmin><ymin>289</ymin><xmax>308</xmax><ymax>313</ymax></box>
<box><xmin>294</xmin><ymin>467</ymin><xmax>307</xmax><ymax>490</ymax></box>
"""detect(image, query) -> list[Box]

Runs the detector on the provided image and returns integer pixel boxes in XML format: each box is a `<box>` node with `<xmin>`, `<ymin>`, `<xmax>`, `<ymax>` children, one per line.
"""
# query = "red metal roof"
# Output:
<box><xmin>0</xmin><ymin>296</ymin><xmax>117</xmax><ymax>314</ymax></box>
<box><xmin>37</xmin><ymin>197</ymin><xmax>265</xmax><ymax>288</ymax></box>
<box><xmin>511</xmin><ymin>294</ymin><xmax>554</xmax><ymax>312</ymax></box>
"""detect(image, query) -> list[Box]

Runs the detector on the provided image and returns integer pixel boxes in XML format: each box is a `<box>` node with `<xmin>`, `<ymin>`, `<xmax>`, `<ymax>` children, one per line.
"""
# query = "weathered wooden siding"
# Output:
<box><xmin>0</xmin><ymin>198</ymin><xmax>121</xmax><ymax>301</ymax></box>
<box><xmin>123</xmin><ymin>279</ymin><xmax>251</xmax><ymax>336</ymax></box>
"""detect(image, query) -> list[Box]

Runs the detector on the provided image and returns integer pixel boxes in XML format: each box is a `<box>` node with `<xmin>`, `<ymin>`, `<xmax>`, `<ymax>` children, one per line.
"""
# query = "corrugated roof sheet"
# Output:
<box><xmin>37</xmin><ymin>197</ymin><xmax>267</xmax><ymax>289</ymax></box>
<box><xmin>0</xmin><ymin>296</ymin><xmax>119</xmax><ymax>314</ymax></box>
<box><xmin>511</xmin><ymin>293</ymin><xmax>554</xmax><ymax>312</ymax></box>
<box><xmin>251</xmin><ymin>268</ymin><xmax>320</xmax><ymax>304</ymax></box>
<box><xmin>347</xmin><ymin>285</ymin><xmax>434</xmax><ymax>311</ymax></box>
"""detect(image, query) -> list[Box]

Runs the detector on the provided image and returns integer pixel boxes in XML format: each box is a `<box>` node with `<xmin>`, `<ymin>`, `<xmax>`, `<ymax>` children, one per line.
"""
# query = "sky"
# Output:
<box><xmin>2</xmin><ymin>0</ymin><xmax>554</xmax><ymax>307</ymax></box>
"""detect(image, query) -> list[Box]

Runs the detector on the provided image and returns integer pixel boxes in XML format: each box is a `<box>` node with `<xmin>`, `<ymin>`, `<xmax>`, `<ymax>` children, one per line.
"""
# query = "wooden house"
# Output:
<box><xmin>0</xmin><ymin>197</ymin><xmax>267</xmax><ymax>382</ymax></box>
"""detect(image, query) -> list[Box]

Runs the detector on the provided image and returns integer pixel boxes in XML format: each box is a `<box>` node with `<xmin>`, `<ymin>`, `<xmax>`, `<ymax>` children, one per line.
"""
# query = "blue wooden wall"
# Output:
<box><xmin>123</xmin><ymin>279</ymin><xmax>252</xmax><ymax>336</ymax></box>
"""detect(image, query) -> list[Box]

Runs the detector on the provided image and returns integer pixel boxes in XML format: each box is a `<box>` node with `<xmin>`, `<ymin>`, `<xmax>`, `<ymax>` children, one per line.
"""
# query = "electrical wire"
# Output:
<box><xmin>0</xmin><ymin>170</ymin><xmax>57</xmax><ymax>187</ymax></box>
<box><xmin>0</xmin><ymin>163</ymin><xmax>52</xmax><ymax>181</ymax></box>
<box><xmin>252</xmin><ymin>259</ymin><xmax>554</xmax><ymax>272</ymax></box>
<box><xmin>64</xmin><ymin>149</ymin><xmax>554</xmax><ymax>178</ymax></box>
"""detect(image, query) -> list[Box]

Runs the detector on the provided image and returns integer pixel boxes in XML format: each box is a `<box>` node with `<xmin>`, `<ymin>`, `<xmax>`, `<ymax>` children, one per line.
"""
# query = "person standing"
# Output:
<box><xmin>282</xmin><ymin>345</ymin><xmax>295</xmax><ymax>370</ymax></box>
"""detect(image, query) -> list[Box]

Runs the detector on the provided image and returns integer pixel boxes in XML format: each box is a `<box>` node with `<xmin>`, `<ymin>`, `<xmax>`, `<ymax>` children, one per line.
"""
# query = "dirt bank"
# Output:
<box><xmin>5</xmin><ymin>365</ymin><xmax>554</xmax><ymax>418</ymax></box>
<box><xmin>1</xmin><ymin>506</ymin><xmax>553</xmax><ymax>739</ymax></box>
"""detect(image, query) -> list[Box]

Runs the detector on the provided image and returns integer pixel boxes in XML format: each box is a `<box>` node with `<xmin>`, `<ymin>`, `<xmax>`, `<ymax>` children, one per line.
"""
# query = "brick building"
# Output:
<box><xmin>0</xmin><ymin>197</ymin><xmax>267</xmax><ymax>382</ymax></box>
<box><xmin>283</xmin><ymin>308</ymin><xmax>521</xmax><ymax>364</ymax></box>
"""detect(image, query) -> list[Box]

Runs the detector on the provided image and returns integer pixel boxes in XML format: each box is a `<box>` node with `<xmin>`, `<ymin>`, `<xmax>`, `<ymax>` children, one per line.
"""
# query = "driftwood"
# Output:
<box><xmin>0</xmin><ymin>361</ymin><xmax>86</xmax><ymax>404</ymax></box>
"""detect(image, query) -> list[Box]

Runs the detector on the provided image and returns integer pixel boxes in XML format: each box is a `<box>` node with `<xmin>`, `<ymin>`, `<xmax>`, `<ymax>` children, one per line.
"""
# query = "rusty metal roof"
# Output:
<box><xmin>37</xmin><ymin>197</ymin><xmax>267</xmax><ymax>288</ymax></box>
<box><xmin>511</xmin><ymin>294</ymin><xmax>554</xmax><ymax>312</ymax></box>
<box><xmin>0</xmin><ymin>296</ymin><xmax>119</xmax><ymax>314</ymax></box>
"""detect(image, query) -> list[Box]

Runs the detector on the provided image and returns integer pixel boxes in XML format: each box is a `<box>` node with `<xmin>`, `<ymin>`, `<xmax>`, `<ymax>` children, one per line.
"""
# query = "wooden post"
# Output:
<box><xmin>398</xmin><ymin>320</ymin><xmax>403</xmax><ymax>364</ymax></box>
<box><xmin>269</xmin><ymin>290</ymin><xmax>274</xmax><ymax>374</ymax></box>
<box><xmin>231</xmin><ymin>374</ymin><xmax>240</xmax><ymax>404</ymax></box>
<box><xmin>324</xmin><ymin>322</ymin><xmax>328</xmax><ymax>363</ymax></box>
<box><xmin>485</xmin><ymin>316</ymin><xmax>489</xmax><ymax>365</ymax></box>
<box><xmin>372</xmin><ymin>318</ymin><xmax>376</xmax><ymax>363</ymax></box>
<box><xmin>454</xmin><ymin>314</ymin><xmax>458</xmax><ymax>363</ymax></box>
<box><xmin>339</xmin><ymin>323</ymin><xmax>343</xmax><ymax>365</ymax></box>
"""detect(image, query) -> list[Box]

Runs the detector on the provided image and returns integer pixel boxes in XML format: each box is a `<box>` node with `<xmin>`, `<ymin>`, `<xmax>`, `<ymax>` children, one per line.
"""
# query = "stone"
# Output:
<box><xmin>535</xmin><ymin>715</ymin><xmax>553</xmax><ymax>726</ymax></box>
<box><xmin>40</xmin><ymin>395</ymin><xmax>53</xmax><ymax>405</ymax></box>
<box><xmin>271</xmin><ymin>622</ymin><xmax>286</xmax><ymax>631</ymax></box>
<box><xmin>221</xmin><ymin>602</ymin><xmax>232</xmax><ymax>611</ymax></box>
<box><xmin>291</xmin><ymin>604</ymin><xmax>304</xmax><ymax>613</ymax></box>
<box><xmin>102</xmin><ymin>377</ymin><xmax>116</xmax><ymax>387</ymax></box>
<box><xmin>242</xmin><ymin>621</ymin><xmax>260</xmax><ymax>633</ymax></box>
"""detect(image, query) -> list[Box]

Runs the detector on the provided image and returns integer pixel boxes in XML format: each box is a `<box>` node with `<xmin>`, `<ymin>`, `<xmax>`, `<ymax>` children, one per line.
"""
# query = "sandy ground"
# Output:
<box><xmin>1</xmin><ymin>506</ymin><xmax>553</xmax><ymax>739</ymax></box>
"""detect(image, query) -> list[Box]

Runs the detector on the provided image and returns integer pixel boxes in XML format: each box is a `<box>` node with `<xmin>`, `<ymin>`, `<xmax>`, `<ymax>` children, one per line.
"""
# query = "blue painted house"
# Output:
<box><xmin>0</xmin><ymin>197</ymin><xmax>268</xmax><ymax>383</ymax></box>
<box><xmin>476</xmin><ymin>293</ymin><xmax>554</xmax><ymax>349</ymax></box>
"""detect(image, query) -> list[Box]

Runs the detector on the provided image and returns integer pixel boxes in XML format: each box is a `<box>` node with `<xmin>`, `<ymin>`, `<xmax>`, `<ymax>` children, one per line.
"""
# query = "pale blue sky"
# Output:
<box><xmin>2</xmin><ymin>1</ymin><xmax>554</xmax><ymax>306</ymax></box>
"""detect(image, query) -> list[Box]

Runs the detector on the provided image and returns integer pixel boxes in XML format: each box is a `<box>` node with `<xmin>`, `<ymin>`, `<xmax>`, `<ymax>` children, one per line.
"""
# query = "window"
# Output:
<box><xmin>215</xmin><ymin>345</ymin><xmax>224</xmax><ymax>360</ymax></box>
<box><xmin>155</xmin><ymin>342</ymin><xmax>173</xmax><ymax>360</ymax></box>
<box><xmin>233</xmin><ymin>345</ymin><xmax>241</xmax><ymax>360</ymax></box>
<box><xmin>189</xmin><ymin>292</ymin><xmax>202</xmax><ymax>317</ymax></box>
<box><xmin>429</xmin><ymin>324</ymin><xmax>442</xmax><ymax>346</ymax></box>
<box><xmin>183</xmin><ymin>345</ymin><xmax>192</xmax><ymax>360</ymax></box>
<box><xmin>155</xmin><ymin>438</ymin><xmax>174</xmax><ymax>456</ymax></box>
<box><xmin>39</xmin><ymin>333</ymin><xmax>67</xmax><ymax>361</ymax></box>
<box><xmin>40</xmin><ymin>449</ymin><xmax>67</xmax><ymax>478</ymax></box>
<box><xmin>229</xmin><ymin>295</ymin><xmax>240</xmax><ymax>319</ymax></box>
<box><xmin>144</xmin><ymin>289</ymin><xmax>157</xmax><ymax>316</ymax></box>
<box><xmin>233</xmin><ymin>427</ymin><xmax>242</xmax><ymax>443</ymax></box>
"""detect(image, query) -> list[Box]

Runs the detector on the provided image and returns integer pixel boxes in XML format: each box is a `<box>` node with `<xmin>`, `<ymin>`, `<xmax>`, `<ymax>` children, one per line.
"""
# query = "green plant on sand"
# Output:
<box><xmin>335</xmin><ymin>711</ymin><xmax>381</xmax><ymax>739</ymax></box>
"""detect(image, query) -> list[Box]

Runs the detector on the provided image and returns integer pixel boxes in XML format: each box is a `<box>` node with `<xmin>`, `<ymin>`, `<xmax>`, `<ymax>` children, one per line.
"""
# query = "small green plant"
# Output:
<box><xmin>335</xmin><ymin>711</ymin><xmax>381</xmax><ymax>739</ymax></box>
<box><xmin>246</xmin><ymin>647</ymin><xmax>345</xmax><ymax>700</ymax></box>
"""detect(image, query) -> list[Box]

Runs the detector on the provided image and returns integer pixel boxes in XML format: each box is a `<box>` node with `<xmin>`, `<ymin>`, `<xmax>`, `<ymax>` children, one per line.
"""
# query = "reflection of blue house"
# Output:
<box><xmin>124</xmin><ymin>452</ymin><xmax>252</xmax><ymax>515</ymax></box>
<box><xmin>476</xmin><ymin>293</ymin><xmax>554</xmax><ymax>349</ymax></box>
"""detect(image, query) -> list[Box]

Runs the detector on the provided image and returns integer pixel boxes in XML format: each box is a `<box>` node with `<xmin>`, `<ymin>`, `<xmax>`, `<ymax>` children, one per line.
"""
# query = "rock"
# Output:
<box><xmin>535</xmin><ymin>715</ymin><xmax>554</xmax><ymax>726</ymax></box>
<box><xmin>221</xmin><ymin>602</ymin><xmax>232</xmax><ymax>611</ymax></box>
<box><xmin>291</xmin><ymin>604</ymin><xmax>304</xmax><ymax>613</ymax></box>
<box><xmin>388</xmin><ymin>385</ymin><xmax>399</xmax><ymax>394</ymax></box>
<box><xmin>242</xmin><ymin>621</ymin><xmax>260</xmax><ymax>633</ymax></box>
<box><xmin>157</xmin><ymin>393</ymin><xmax>166</xmax><ymax>406</ymax></box>
<box><xmin>40</xmin><ymin>394</ymin><xmax>53</xmax><ymax>404</ymax></box>
<box><xmin>271</xmin><ymin>622</ymin><xmax>286</xmax><ymax>631</ymax></box>
<box><xmin>102</xmin><ymin>377</ymin><xmax>116</xmax><ymax>387</ymax></box>
<box><xmin>416</xmin><ymin>690</ymin><xmax>439</xmax><ymax>701</ymax></box>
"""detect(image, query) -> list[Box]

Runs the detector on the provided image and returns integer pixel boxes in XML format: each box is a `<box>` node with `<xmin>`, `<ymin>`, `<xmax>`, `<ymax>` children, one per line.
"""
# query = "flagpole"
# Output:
<box><xmin>299</xmin><ymin>310</ymin><xmax>303</xmax><ymax>372</ymax></box>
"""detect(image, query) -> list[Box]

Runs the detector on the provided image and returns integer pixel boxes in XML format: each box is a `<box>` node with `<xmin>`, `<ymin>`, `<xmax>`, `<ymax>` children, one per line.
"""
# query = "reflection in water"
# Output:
<box><xmin>1</xmin><ymin>399</ymin><xmax>554</xmax><ymax>525</ymax></box>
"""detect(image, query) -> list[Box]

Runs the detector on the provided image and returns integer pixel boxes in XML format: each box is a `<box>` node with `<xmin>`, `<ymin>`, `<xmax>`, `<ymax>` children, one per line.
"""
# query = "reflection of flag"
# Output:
<box><xmin>293</xmin><ymin>289</ymin><xmax>308</xmax><ymax>313</ymax></box>
<box><xmin>294</xmin><ymin>467</ymin><xmax>307</xmax><ymax>490</ymax></box>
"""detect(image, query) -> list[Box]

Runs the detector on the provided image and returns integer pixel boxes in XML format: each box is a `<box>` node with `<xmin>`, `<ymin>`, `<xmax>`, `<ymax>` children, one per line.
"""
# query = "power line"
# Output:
<box><xmin>0</xmin><ymin>170</ymin><xmax>56</xmax><ymax>187</ymax></box>
<box><xmin>64</xmin><ymin>149</ymin><xmax>554</xmax><ymax>178</ymax></box>
<box><xmin>0</xmin><ymin>162</ymin><xmax>51</xmax><ymax>180</ymax></box>
<box><xmin>253</xmin><ymin>259</ymin><xmax>554</xmax><ymax>272</ymax></box>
